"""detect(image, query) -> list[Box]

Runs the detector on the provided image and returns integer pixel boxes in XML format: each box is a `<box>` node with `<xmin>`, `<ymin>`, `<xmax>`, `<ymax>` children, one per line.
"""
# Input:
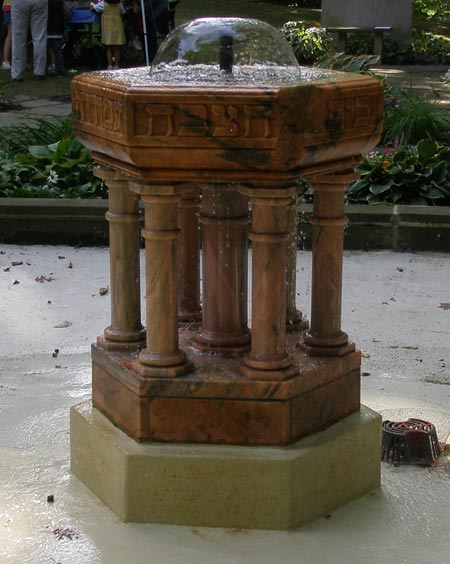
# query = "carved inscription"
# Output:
<box><xmin>327</xmin><ymin>94</ymin><xmax>374</xmax><ymax>131</ymax></box>
<box><xmin>135</xmin><ymin>103</ymin><xmax>273</xmax><ymax>139</ymax></box>
<box><xmin>73</xmin><ymin>91</ymin><xmax>122</xmax><ymax>133</ymax></box>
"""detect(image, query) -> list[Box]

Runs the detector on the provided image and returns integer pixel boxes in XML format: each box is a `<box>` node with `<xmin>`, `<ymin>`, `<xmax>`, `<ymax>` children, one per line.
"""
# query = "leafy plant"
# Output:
<box><xmin>314</xmin><ymin>52</ymin><xmax>380</xmax><ymax>72</ymax></box>
<box><xmin>413</xmin><ymin>0</ymin><xmax>450</xmax><ymax>22</ymax></box>
<box><xmin>383</xmin><ymin>31</ymin><xmax>450</xmax><ymax>65</ymax></box>
<box><xmin>346</xmin><ymin>140</ymin><xmax>450</xmax><ymax>205</ymax></box>
<box><xmin>383</xmin><ymin>87</ymin><xmax>450</xmax><ymax>146</ymax></box>
<box><xmin>0</xmin><ymin>115</ymin><xmax>73</xmax><ymax>153</ymax></box>
<box><xmin>280</xmin><ymin>21</ymin><xmax>333</xmax><ymax>64</ymax></box>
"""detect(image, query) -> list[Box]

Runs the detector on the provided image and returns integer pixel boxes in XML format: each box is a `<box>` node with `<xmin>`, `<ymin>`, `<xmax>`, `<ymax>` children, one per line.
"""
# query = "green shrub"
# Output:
<box><xmin>346</xmin><ymin>140</ymin><xmax>450</xmax><ymax>205</ymax></box>
<box><xmin>383</xmin><ymin>88</ymin><xmax>450</xmax><ymax>146</ymax></box>
<box><xmin>383</xmin><ymin>31</ymin><xmax>450</xmax><ymax>65</ymax></box>
<box><xmin>280</xmin><ymin>21</ymin><xmax>333</xmax><ymax>64</ymax></box>
<box><xmin>413</xmin><ymin>0</ymin><xmax>450</xmax><ymax>22</ymax></box>
<box><xmin>314</xmin><ymin>52</ymin><xmax>380</xmax><ymax>72</ymax></box>
<box><xmin>0</xmin><ymin>116</ymin><xmax>105</xmax><ymax>199</ymax></box>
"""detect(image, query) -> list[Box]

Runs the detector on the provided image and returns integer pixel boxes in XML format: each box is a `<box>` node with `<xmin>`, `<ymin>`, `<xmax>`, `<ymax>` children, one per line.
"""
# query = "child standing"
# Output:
<box><xmin>93</xmin><ymin>0</ymin><xmax>125</xmax><ymax>70</ymax></box>
<box><xmin>1</xmin><ymin>0</ymin><xmax>12</xmax><ymax>70</ymax></box>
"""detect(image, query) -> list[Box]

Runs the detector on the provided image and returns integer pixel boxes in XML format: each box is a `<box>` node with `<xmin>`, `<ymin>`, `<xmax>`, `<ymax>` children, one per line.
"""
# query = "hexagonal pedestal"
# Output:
<box><xmin>71</xmin><ymin>401</ymin><xmax>381</xmax><ymax>529</ymax></box>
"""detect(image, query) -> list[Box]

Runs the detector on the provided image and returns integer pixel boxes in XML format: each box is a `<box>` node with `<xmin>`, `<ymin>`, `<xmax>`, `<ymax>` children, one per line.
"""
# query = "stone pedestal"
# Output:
<box><xmin>71</xmin><ymin>401</ymin><xmax>381</xmax><ymax>529</ymax></box>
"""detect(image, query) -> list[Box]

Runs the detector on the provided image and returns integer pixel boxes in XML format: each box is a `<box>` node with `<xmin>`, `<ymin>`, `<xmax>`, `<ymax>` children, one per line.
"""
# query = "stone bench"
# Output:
<box><xmin>326</xmin><ymin>26</ymin><xmax>393</xmax><ymax>57</ymax></box>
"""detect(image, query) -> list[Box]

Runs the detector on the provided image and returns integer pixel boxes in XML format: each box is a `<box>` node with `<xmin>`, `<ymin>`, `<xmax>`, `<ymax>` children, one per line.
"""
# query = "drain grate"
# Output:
<box><xmin>381</xmin><ymin>418</ymin><xmax>441</xmax><ymax>466</ymax></box>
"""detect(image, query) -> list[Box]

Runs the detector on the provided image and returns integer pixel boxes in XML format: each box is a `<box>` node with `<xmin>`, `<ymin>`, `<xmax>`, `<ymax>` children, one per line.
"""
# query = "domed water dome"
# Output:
<box><xmin>151</xmin><ymin>17</ymin><xmax>302</xmax><ymax>83</ymax></box>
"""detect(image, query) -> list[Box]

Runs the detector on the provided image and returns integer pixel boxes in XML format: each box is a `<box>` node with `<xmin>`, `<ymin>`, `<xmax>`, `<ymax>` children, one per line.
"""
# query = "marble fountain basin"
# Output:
<box><xmin>71</xmin><ymin>19</ymin><xmax>383</xmax><ymax>183</ymax></box>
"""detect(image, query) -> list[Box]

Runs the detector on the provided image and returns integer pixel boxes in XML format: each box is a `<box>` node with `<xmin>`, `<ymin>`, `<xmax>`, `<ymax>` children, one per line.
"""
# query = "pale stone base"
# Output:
<box><xmin>70</xmin><ymin>401</ymin><xmax>381</xmax><ymax>530</ymax></box>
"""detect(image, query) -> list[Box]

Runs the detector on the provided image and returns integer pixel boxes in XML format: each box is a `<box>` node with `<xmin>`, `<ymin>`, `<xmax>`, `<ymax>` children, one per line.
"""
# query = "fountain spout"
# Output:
<box><xmin>219</xmin><ymin>34</ymin><xmax>234</xmax><ymax>73</ymax></box>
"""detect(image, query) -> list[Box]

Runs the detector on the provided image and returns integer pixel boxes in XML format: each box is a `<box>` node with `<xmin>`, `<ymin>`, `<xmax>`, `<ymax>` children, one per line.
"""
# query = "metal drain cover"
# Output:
<box><xmin>381</xmin><ymin>418</ymin><xmax>441</xmax><ymax>466</ymax></box>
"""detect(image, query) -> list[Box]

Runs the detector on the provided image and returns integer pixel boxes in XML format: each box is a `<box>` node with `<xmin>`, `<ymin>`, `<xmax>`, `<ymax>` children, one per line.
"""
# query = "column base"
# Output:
<box><xmin>97</xmin><ymin>335</ymin><xmax>146</xmax><ymax>353</ymax></box>
<box><xmin>71</xmin><ymin>401</ymin><xmax>381</xmax><ymax>529</ymax></box>
<box><xmin>302</xmin><ymin>341</ymin><xmax>356</xmax><ymax>357</ymax></box>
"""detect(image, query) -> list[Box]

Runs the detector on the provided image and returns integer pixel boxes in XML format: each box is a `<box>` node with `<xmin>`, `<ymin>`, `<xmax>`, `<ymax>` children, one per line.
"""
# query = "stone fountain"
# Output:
<box><xmin>70</xmin><ymin>17</ymin><xmax>383</xmax><ymax>530</ymax></box>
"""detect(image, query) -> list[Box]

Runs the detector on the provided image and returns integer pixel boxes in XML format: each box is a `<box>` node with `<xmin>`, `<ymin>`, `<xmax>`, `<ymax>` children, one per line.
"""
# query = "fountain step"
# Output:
<box><xmin>70</xmin><ymin>401</ymin><xmax>381</xmax><ymax>529</ymax></box>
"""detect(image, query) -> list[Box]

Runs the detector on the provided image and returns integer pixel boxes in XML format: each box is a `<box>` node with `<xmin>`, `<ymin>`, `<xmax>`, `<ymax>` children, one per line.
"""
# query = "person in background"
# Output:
<box><xmin>47</xmin><ymin>0</ymin><xmax>67</xmax><ymax>75</ymax></box>
<box><xmin>142</xmin><ymin>0</ymin><xmax>168</xmax><ymax>63</ymax></box>
<box><xmin>1</xmin><ymin>0</ymin><xmax>12</xmax><ymax>69</ymax></box>
<box><xmin>11</xmin><ymin>0</ymin><xmax>48</xmax><ymax>80</ymax></box>
<box><xmin>93</xmin><ymin>0</ymin><xmax>125</xmax><ymax>69</ymax></box>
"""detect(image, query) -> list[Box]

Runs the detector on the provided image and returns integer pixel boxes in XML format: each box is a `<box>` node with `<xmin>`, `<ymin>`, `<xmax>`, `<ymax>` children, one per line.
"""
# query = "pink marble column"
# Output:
<box><xmin>303</xmin><ymin>171</ymin><xmax>357</xmax><ymax>356</ymax></box>
<box><xmin>94</xmin><ymin>167</ymin><xmax>145</xmax><ymax>350</ymax></box>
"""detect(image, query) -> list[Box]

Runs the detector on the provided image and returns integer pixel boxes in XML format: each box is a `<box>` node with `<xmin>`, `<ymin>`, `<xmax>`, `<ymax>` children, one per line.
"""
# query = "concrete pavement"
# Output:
<box><xmin>0</xmin><ymin>245</ymin><xmax>449</xmax><ymax>563</ymax></box>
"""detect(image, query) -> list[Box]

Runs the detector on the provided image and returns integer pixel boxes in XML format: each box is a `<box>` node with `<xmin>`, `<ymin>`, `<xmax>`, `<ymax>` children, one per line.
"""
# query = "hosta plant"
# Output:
<box><xmin>346</xmin><ymin>140</ymin><xmax>450</xmax><ymax>206</ymax></box>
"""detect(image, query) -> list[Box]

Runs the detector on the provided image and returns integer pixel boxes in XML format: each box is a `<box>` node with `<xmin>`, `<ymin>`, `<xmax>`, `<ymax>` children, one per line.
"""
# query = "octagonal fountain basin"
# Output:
<box><xmin>72</xmin><ymin>17</ymin><xmax>383</xmax><ymax>182</ymax></box>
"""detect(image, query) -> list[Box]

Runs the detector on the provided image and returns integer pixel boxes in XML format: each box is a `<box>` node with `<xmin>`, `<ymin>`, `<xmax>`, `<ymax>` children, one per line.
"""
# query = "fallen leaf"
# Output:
<box><xmin>396</xmin><ymin>266</ymin><xmax>404</xmax><ymax>272</ymax></box>
<box><xmin>53</xmin><ymin>321</ymin><xmax>72</xmax><ymax>329</ymax></box>
<box><xmin>0</xmin><ymin>251</ymin><xmax>5</xmax><ymax>255</ymax></box>
<box><xmin>68</xmin><ymin>262</ymin><xmax>73</xmax><ymax>269</ymax></box>
<box><xmin>52</xmin><ymin>349</ymin><xmax>59</xmax><ymax>358</ymax></box>
<box><xmin>439</xmin><ymin>303</ymin><xmax>450</xmax><ymax>311</ymax></box>
<box><xmin>11</xmin><ymin>261</ymin><xmax>23</xmax><ymax>266</ymax></box>
<box><xmin>58</xmin><ymin>256</ymin><xmax>65</xmax><ymax>260</ymax></box>
<box><xmin>3</xmin><ymin>267</ymin><xmax>10</xmax><ymax>272</ymax></box>
<box><xmin>13</xmin><ymin>280</ymin><xmax>20</xmax><ymax>285</ymax></box>
<box><xmin>35</xmin><ymin>275</ymin><xmax>55</xmax><ymax>283</ymax></box>
<box><xmin>47</xmin><ymin>495</ymin><xmax>54</xmax><ymax>503</ymax></box>
<box><xmin>99</xmin><ymin>287</ymin><xmax>109</xmax><ymax>296</ymax></box>
<box><xmin>389</xmin><ymin>297</ymin><xmax>396</xmax><ymax>302</ymax></box>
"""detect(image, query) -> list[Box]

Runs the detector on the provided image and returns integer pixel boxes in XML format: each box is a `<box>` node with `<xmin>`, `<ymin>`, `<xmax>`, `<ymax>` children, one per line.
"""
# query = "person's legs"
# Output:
<box><xmin>29</xmin><ymin>0</ymin><xmax>48</xmax><ymax>77</ymax></box>
<box><xmin>2</xmin><ymin>14</ymin><xmax>12</xmax><ymax>68</ymax></box>
<box><xmin>53</xmin><ymin>37</ymin><xmax>65</xmax><ymax>74</ymax></box>
<box><xmin>11</xmin><ymin>0</ymin><xmax>30</xmax><ymax>79</ymax></box>
<box><xmin>113</xmin><ymin>45</ymin><xmax>120</xmax><ymax>67</ymax></box>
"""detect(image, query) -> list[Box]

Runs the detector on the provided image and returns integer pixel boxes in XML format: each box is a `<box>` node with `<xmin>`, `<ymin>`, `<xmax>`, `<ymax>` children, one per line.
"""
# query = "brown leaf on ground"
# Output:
<box><xmin>53</xmin><ymin>321</ymin><xmax>72</xmax><ymax>328</ymax></box>
<box><xmin>3</xmin><ymin>267</ymin><xmax>10</xmax><ymax>272</ymax></box>
<box><xmin>99</xmin><ymin>287</ymin><xmax>109</xmax><ymax>296</ymax></box>
<box><xmin>439</xmin><ymin>303</ymin><xmax>450</xmax><ymax>311</ymax></box>
<box><xmin>13</xmin><ymin>280</ymin><xmax>20</xmax><ymax>285</ymax></box>
<box><xmin>11</xmin><ymin>261</ymin><xmax>23</xmax><ymax>266</ymax></box>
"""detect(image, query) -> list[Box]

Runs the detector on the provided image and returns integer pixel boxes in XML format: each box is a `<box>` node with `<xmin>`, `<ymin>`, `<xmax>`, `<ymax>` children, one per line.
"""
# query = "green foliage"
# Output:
<box><xmin>383</xmin><ymin>88</ymin><xmax>450</xmax><ymax>146</ymax></box>
<box><xmin>413</xmin><ymin>0</ymin><xmax>450</xmax><ymax>22</ymax></box>
<box><xmin>383</xmin><ymin>31</ymin><xmax>450</xmax><ymax>65</ymax></box>
<box><xmin>280</xmin><ymin>21</ymin><xmax>333</xmax><ymax>63</ymax></box>
<box><xmin>346</xmin><ymin>140</ymin><xmax>450</xmax><ymax>206</ymax></box>
<box><xmin>0</xmin><ymin>115</ymin><xmax>73</xmax><ymax>153</ymax></box>
<box><xmin>0</xmin><ymin>116</ymin><xmax>105</xmax><ymax>199</ymax></box>
<box><xmin>314</xmin><ymin>52</ymin><xmax>380</xmax><ymax>72</ymax></box>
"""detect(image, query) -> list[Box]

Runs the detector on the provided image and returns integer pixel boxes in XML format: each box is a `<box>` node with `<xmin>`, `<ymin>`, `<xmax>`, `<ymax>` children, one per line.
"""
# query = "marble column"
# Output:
<box><xmin>128</xmin><ymin>182</ymin><xmax>194</xmax><ymax>377</ymax></box>
<box><xmin>177</xmin><ymin>187</ymin><xmax>202</xmax><ymax>324</ymax></box>
<box><xmin>238</xmin><ymin>186</ymin><xmax>300</xmax><ymax>380</ymax></box>
<box><xmin>94</xmin><ymin>167</ymin><xmax>145</xmax><ymax>350</ymax></box>
<box><xmin>192</xmin><ymin>183</ymin><xmax>251</xmax><ymax>355</ymax></box>
<box><xmin>286</xmin><ymin>194</ymin><xmax>309</xmax><ymax>333</ymax></box>
<box><xmin>303</xmin><ymin>171</ymin><xmax>357</xmax><ymax>356</ymax></box>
